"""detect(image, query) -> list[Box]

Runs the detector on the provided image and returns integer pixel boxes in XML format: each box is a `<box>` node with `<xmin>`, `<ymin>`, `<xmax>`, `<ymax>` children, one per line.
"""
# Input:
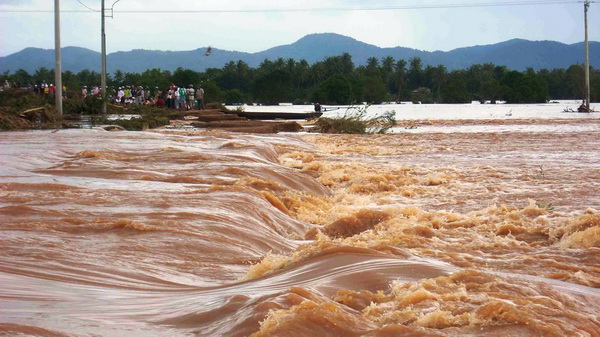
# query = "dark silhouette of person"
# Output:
<box><xmin>578</xmin><ymin>100</ymin><xmax>587</xmax><ymax>112</ymax></box>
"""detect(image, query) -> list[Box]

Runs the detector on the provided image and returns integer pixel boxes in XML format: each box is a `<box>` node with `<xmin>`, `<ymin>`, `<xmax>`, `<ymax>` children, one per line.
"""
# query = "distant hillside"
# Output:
<box><xmin>1</xmin><ymin>46</ymin><xmax>101</xmax><ymax>74</ymax></box>
<box><xmin>254</xmin><ymin>34</ymin><xmax>427</xmax><ymax>66</ymax></box>
<box><xmin>1</xmin><ymin>33</ymin><xmax>598</xmax><ymax>74</ymax></box>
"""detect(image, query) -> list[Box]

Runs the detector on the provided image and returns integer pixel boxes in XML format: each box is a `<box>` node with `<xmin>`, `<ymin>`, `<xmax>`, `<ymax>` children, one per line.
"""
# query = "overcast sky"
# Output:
<box><xmin>0</xmin><ymin>0</ymin><xmax>598</xmax><ymax>57</ymax></box>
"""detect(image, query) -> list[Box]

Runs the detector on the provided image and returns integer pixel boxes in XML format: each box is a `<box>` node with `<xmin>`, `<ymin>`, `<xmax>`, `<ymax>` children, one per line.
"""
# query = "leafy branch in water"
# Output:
<box><xmin>312</xmin><ymin>105</ymin><xmax>396</xmax><ymax>134</ymax></box>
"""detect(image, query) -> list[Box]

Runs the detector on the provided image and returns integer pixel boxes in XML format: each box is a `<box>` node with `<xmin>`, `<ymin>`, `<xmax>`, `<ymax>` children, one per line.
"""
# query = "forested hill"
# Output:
<box><xmin>1</xmin><ymin>33</ymin><xmax>598</xmax><ymax>74</ymax></box>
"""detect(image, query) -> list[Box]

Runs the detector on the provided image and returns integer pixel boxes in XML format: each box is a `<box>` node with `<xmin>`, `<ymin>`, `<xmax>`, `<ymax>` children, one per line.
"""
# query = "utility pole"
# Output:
<box><xmin>584</xmin><ymin>1</ymin><xmax>593</xmax><ymax>112</ymax></box>
<box><xmin>101</xmin><ymin>0</ymin><xmax>107</xmax><ymax>114</ymax></box>
<box><xmin>54</xmin><ymin>0</ymin><xmax>62</xmax><ymax>116</ymax></box>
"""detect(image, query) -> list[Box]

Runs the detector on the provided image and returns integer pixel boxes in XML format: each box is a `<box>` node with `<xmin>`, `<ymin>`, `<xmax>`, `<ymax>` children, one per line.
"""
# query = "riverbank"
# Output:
<box><xmin>0</xmin><ymin>89</ymin><xmax>305</xmax><ymax>133</ymax></box>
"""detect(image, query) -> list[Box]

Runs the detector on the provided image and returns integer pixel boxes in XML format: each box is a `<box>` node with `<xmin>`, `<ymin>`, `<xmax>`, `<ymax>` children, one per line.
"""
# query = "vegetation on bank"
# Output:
<box><xmin>0</xmin><ymin>88</ymin><xmax>56</xmax><ymax>130</ymax></box>
<box><xmin>0</xmin><ymin>88</ymin><xmax>175</xmax><ymax>131</ymax></box>
<box><xmin>2</xmin><ymin>54</ymin><xmax>599</xmax><ymax>105</ymax></box>
<box><xmin>313</xmin><ymin>106</ymin><xmax>396</xmax><ymax>134</ymax></box>
<box><xmin>0</xmin><ymin>86</ymin><xmax>397</xmax><ymax>134</ymax></box>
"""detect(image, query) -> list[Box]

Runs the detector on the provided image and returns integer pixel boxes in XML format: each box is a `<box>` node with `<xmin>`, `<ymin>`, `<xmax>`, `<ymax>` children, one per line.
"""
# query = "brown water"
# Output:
<box><xmin>1</xmin><ymin>122</ymin><xmax>599</xmax><ymax>336</ymax></box>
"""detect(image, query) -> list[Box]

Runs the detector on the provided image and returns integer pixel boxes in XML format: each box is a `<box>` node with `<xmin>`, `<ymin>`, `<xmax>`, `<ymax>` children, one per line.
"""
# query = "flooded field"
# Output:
<box><xmin>1</xmin><ymin>108</ymin><xmax>599</xmax><ymax>336</ymax></box>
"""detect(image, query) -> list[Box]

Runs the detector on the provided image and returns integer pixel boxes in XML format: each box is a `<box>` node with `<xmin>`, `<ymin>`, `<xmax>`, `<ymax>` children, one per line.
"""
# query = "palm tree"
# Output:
<box><xmin>393</xmin><ymin>59</ymin><xmax>407</xmax><ymax>98</ymax></box>
<box><xmin>431</xmin><ymin>65</ymin><xmax>448</xmax><ymax>99</ymax></box>
<box><xmin>34</xmin><ymin>67</ymin><xmax>52</xmax><ymax>84</ymax></box>
<box><xmin>408</xmin><ymin>57</ymin><xmax>423</xmax><ymax>89</ymax></box>
<box><xmin>366</xmin><ymin>57</ymin><xmax>380</xmax><ymax>77</ymax></box>
<box><xmin>381</xmin><ymin>56</ymin><xmax>395</xmax><ymax>93</ymax></box>
<box><xmin>113</xmin><ymin>69</ymin><xmax>125</xmax><ymax>86</ymax></box>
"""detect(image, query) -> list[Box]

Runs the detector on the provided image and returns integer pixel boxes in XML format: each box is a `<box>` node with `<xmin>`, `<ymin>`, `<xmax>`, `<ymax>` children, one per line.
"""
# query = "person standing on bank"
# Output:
<box><xmin>196</xmin><ymin>85</ymin><xmax>205</xmax><ymax>110</ymax></box>
<box><xmin>186</xmin><ymin>85</ymin><xmax>195</xmax><ymax>110</ymax></box>
<box><xmin>178</xmin><ymin>86</ymin><xmax>187</xmax><ymax>111</ymax></box>
<box><xmin>173</xmin><ymin>85</ymin><xmax>180</xmax><ymax>110</ymax></box>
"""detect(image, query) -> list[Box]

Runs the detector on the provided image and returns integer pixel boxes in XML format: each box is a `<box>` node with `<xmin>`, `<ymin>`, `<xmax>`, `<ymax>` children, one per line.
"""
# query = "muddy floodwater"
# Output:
<box><xmin>1</xmin><ymin>108</ymin><xmax>599</xmax><ymax>336</ymax></box>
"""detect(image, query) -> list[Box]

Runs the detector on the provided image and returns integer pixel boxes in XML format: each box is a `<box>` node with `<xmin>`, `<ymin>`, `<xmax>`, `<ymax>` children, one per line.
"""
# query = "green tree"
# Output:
<box><xmin>441</xmin><ymin>70</ymin><xmax>470</xmax><ymax>103</ymax></box>
<box><xmin>224</xmin><ymin>89</ymin><xmax>246</xmax><ymax>104</ymax></box>
<box><xmin>426</xmin><ymin>65</ymin><xmax>448</xmax><ymax>101</ymax></box>
<box><xmin>381</xmin><ymin>56</ymin><xmax>395</xmax><ymax>94</ymax></box>
<box><xmin>217</xmin><ymin>61</ymin><xmax>251</xmax><ymax>92</ymax></box>
<box><xmin>566</xmin><ymin>64</ymin><xmax>585</xmax><ymax>99</ymax></box>
<box><xmin>12</xmin><ymin>69</ymin><xmax>33</xmax><ymax>85</ymax></box>
<box><xmin>501</xmin><ymin>70</ymin><xmax>548</xmax><ymax>103</ymax></box>
<box><xmin>295</xmin><ymin>59</ymin><xmax>311</xmax><ymax>88</ymax></box>
<box><xmin>172</xmin><ymin>67</ymin><xmax>199</xmax><ymax>87</ymax></box>
<box><xmin>365</xmin><ymin>57</ymin><xmax>380</xmax><ymax>77</ymax></box>
<box><xmin>62</xmin><ymin>70</ymin><xmax>80</xmax><ymax>93</ymax></box>
<box><xmin>33</xmin><ymin>67</ymin><xmax>53</xmax><ymax>84</ymax></box>
<box><xmin>318</xmin><ymin>53</ymin><xmax>355</xmax><ymax>78</ymax></box>
<box><xmin>290</xmin><ymin>59</ymin><xmax>312</xmax><ymax>102</ymax></box>
<box><xmin>253</xmin><ymin>69</ymin><xmax>293</xmax><ymax>104</ymax></box>
<box><xmin>408</xmin><ymin>57</ymin><xmax>423</xmax><ymax>89</ymax></box>
<box><xmin>112</xmin><ymin>70</ymin><xmax>125</xmax><ymax>87</ymax></box>
<box><xmin>591</xmin><ymin>67</ymin><xmax>600</xmax><ymax>102</ymax></box>
<box><xmin>363</xmin><ymin>76</ymin><xmax>387</xmax><ymax>104</ymax></box>
<box><xmin>312</xmin><ymin>74</ymin><xmax>353</xmax><ymax>104</ymax></box>
<box><xmin>392</xmin><ymin>59</ymin><xmax>408</xmax><ymax>100</ymax></box>
<box><xmin>480</xmin><ymin>79</ymin><xmax>502</xmax><ymax>103</ymax></box>
<box><xmin>139</xmin><ymin>68</ymin><xmax>171</xmax><ymax>89</ymax></box>
<box><xmin>77</xmin><ymin>69</ymin><xmax>101</xmax><ymax>87</ymax></box>
<box><xmin>202</xmin><ymin>80</ymin><xmax>222</xmax><ymax>103</ymax></box>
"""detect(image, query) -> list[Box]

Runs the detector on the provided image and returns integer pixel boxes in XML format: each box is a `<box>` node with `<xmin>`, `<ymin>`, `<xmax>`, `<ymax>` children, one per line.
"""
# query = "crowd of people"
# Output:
<box><xmin>111</xmin><ymin>83</ymin><xmax>205</xmax><ymax>111</ymax></box>
<box><xmin>1</xmin><ymin>80</ymin><xmax>206</xmax><ymax>111</ymax></box>
<box><xmin>2</xmin><ymin>80</ymin><xmax>67</xmax><ymax>97</ymax></box>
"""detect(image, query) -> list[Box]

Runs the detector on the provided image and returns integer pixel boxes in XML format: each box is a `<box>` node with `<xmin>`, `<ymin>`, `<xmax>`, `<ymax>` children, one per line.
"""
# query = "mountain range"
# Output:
<box><xmin>1</xmin><ymin>33</ymin><xmax>598</xmax><ymax>74</ymax></box>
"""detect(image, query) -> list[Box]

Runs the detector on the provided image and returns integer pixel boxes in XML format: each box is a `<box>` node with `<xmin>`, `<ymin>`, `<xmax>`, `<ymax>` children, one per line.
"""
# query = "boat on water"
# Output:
<box><xmin>224</xmin><ymin>110</ymin><xmax>323</xmax><ymax>120</ymax></box>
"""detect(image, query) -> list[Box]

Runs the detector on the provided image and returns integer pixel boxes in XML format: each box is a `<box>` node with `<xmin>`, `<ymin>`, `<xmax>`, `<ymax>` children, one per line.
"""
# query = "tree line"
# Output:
<box><xmin>2</xmin><ymin>54</ymin><xmax>598</xmax><ymax>105</ymax></box>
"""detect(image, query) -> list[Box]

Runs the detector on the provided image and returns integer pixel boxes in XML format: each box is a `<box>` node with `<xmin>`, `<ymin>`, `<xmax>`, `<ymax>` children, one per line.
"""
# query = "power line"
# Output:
<box><xmin>0</xmin><ymin>1</ymin><xmax>580</xmax><ymax>14</ymax></box>
<box><xmin>75</xmin><ymin>0</ymin><xmax>100</xmax><ymax>12</ymax></box>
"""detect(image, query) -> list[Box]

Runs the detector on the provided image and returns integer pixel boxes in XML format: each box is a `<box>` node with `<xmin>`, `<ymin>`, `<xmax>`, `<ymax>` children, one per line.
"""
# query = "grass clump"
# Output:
<box><xmin>205</xmin><ymin>102</ymin><xmax>228</xmax><ymax>110</ymax></box>
<box><xmin>313</xmin><ymin>105</ymin><xmax>396</xmax><ymax>134</ymax></box>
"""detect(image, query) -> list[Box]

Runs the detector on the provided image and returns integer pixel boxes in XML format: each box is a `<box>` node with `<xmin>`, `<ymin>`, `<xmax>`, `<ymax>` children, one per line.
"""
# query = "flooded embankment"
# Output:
<box><xmin>1</xmin><ymin>117</ymin><xmax>599</xmax><ymax>336</ymax></box>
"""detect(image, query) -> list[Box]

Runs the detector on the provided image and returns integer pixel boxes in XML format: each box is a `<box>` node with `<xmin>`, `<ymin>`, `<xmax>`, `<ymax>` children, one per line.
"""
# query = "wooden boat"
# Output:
<box><xmin>224</xmin><ymin>110</ymin><xmax>323</xmax><ymax>120</ymax></box>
